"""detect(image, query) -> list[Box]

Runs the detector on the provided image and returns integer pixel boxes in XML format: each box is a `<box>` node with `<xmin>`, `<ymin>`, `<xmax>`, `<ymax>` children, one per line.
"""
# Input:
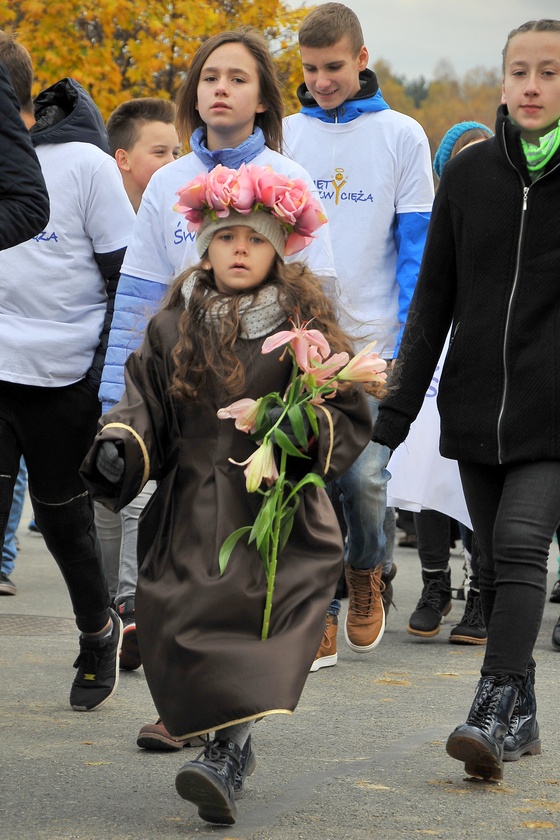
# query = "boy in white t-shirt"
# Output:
<box><xmin>283</xmin><ymin>3</ymin><xmax>434</xmax><ymax>666</ymax></box>
<box><xmin>0</xmin><ymin>33</ymin><xmax>134</xmax><ymax>711</ymax></box>
<box><xmin>94</xmin><ymin>97</ymin><xmax>181</xmax><ymax>674</ymax></box>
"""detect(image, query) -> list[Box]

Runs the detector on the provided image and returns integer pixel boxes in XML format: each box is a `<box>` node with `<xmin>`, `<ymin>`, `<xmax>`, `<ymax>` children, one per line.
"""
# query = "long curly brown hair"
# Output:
<box><xmin>163</xmin><ymin>259</ymin><xmax>387</xmax><ymax>404</ymax></box>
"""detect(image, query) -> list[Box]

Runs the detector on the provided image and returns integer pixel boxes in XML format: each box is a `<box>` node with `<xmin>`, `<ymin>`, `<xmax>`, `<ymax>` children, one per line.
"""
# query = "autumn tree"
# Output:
<box><xmin>0</xmin><ymin>1</ymin><xmax>504</xmax><ymax>160</ymax></box>
<box><xmin>416</xmin><ymin>62</ymin><xmax>501</xmax><ymax>158</ymax></box>
<box><xmin>373</xmin><ymin>60</ymin><xmax>416</xmax><ymax>115</ymax></box>
<box><xmin>0</xmin><ymin>0</ymin><xmax>308</xmax><ymax>119</ymax></box>
<box><xmin>372</xmin><ymin>57</ymin><xmax>501</xmax><ymax>163</ymax></box>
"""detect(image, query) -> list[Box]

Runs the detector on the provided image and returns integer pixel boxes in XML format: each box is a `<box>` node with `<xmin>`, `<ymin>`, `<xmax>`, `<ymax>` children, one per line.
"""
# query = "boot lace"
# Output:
<box><xmin>347</xmin><ymin>570</ymin><xmax>385</xmax><ymax>618</ymax></box>
<box><xmin>73</xmin><ymin>647</ymin><xmax>101</xmax><ymax>675</ymax></box>
<box><xmin>320</xmin><ymin>616</ymin><xmax>336</xmax><ymax>653</ymax></box>
<box><xmin>195</xmin><ymin>738</ymin><xmax>241</xmax><ymax>774</ymax></box>
<box><xmin>461</xmin><ymin>592</ymin><xmax>485</xmax><ymax>628</ymax></box>
<box><xmin>415</xmin><ymin>576</ymin><xmax>451</xmax><ymax>612</ymax></box>
<box><xmin>466</xmin><ymin>681</ymin><xmax>501</xmax><ymax>730</ymax></box>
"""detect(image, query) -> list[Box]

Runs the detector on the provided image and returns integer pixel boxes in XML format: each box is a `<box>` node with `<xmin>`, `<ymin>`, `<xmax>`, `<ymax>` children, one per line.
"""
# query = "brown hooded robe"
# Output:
<box><xmin>81</xmin><ymin>307</ymin><xmax>372</xmax><ymax>739</ymax></box>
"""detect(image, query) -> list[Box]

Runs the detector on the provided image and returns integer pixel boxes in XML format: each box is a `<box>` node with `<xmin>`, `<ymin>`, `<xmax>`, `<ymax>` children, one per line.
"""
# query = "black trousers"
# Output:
<box><xmin>0</xmin><ymin>379</ymin><xmax>109</xmax><ymax>632</ymax></box>
<box><xmin>459</xmin><ymin>459</ymin><xmax>560</xmax><ymax>685</ymax></box>
<box><xmin>413</xmin><ymin>509</ymin><xmax>479</xmax><ymax>585</ymax></box>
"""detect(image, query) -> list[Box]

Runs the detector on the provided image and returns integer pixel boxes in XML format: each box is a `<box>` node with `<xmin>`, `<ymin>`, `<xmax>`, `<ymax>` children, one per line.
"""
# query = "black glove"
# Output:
<box><xmin>96</xmin><ymin>441</ymin><xmax>124</xmax><ymax>484</ymax></box>
<box><xmin>269</xmin><ymin>405</ymin><xmax>310</xmax><ymax>447</ymax></box>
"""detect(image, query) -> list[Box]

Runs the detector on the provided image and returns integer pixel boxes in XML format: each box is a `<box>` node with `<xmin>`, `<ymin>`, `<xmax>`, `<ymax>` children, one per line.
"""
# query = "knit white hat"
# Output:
<box><xmin>195</xmin><ymin>208</ymin><xmax>287</xmax><ymax>260</ymax></box>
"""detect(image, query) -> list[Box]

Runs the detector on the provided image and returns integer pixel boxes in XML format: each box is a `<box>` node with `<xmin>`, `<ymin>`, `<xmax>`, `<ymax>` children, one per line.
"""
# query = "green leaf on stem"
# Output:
<box><xmin>287</xmin><ymin>404</ymin><xmax>309</xmax><ymax>449</ymax></box>
<box><xmin>278</xmin><ymin>495</ymin><xmax>300</xmax><ymax>552</ymax></box>
<box><xmin>304</xmin><ymin>403</ymin><xmax>320</xmax><ymax>439</ymax></box>
<box><xmin>289</xmin><ymin>472</ymin><xmax>326</xmax><ymax>496</ymax></box>
<box><xmin>251</xmin><ymin>493</ymin><xmax>278</xmax><ymax>551</ymax></box>
<box><xmin>250</xmin><ymin>394</ymin><xmax>281</xmax><ymax>439</ymax></box>
<box><xmin>273</xmin><ymin>427</ymin><xmax>310</xmax><ymax>458</ymax></box>
<box><xmin>218</xmin><ymin>526</ymin><xmax>252</xmax><ymax>575</ymax></box>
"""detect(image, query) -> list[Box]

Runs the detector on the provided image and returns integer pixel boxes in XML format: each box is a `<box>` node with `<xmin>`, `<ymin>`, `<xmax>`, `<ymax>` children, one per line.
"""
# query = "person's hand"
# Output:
<box><xmin>269</xmin><ymin>405</ymin><xmax>310</xmax><ymax>447</ymax></box>
<box><xmin>96</xmin><ymin>441</ymin><xmax>124</xmax><ymax>483</ymax></box>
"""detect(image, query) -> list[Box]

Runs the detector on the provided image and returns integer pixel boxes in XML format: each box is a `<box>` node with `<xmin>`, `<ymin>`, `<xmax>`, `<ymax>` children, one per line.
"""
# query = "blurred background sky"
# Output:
<box><xmin>286</xmin><ymin>0</ymin><xmax>560</xmax><ymax>79</ymax></box>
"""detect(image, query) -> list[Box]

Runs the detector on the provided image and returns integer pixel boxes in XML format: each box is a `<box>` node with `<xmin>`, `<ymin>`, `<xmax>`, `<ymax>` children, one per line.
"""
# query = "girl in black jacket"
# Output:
<box><xmin>373</xmin><ymin>18</ymin><xmax>560</xmax><ymax>782</ymax></box>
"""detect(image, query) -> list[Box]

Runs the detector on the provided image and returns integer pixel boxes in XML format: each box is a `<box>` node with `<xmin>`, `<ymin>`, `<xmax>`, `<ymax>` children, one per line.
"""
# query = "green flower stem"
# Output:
<box><xmin>261</xmin><ymin>446</ymin><xmax>288</xmax><ymax>641</ymax></box>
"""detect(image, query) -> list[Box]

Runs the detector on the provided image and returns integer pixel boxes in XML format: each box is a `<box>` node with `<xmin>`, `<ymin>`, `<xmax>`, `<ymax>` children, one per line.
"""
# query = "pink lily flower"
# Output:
<box><xmin>230</xmin><ymin>440</ymin><xmax>279</xmax><ymax>493</ymax></box>
<box><xmin>262</xmin><ymin>324</ymin><xmax>331</xmax><ymax>371</ymax></box>
<box><xmin>217</xmin><ymin>398</ymin><xmax>261</xmax><ymax>433</ymax></box>
<box><xmin>302</xmin><ymin>351</ymin><xmax>350</xmax><ymax>389</ymax></box>
<box><xmin>336</xmin><ymin>342</ymin><xmax>388</xmax><ymax>383</ymax></box>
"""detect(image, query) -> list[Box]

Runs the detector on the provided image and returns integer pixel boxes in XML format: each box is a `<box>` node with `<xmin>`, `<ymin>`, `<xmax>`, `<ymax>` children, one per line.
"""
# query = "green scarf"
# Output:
<box><xmin>520</xmin><ymin>120</ymin><xmax>560</xmax><ymax>172</ymax></box>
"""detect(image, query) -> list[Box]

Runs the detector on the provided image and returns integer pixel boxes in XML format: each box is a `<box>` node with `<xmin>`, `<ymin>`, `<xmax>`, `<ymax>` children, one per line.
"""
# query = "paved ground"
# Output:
<box><xmin>1</xmin><ymin>500</ymin><xmax>560</xmax><ymax>839</ymax></box>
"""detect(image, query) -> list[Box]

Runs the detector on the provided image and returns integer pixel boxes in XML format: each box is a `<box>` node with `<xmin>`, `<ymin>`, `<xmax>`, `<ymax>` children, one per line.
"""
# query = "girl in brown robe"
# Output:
<box><xmin>81</xmin><ymin>164</ymin><xmax>379</xmax><ymax>826</ymax></box>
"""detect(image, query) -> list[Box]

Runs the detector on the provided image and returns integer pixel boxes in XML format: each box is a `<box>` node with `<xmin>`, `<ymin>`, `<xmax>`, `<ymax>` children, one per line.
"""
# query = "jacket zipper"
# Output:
<box><xmin>327</xmin><ymin>105</ymin><xmax>345</xmax><ymax>124</ymax></box>
<box><xmin>497</xmin><ymin>129</ymin><xmax>560</xmax><ymax>462</ymax></box>
<box><xmin>496</xmin><ymin>185</ymin><xmax>528</xmax><ymax>463</ymax></box>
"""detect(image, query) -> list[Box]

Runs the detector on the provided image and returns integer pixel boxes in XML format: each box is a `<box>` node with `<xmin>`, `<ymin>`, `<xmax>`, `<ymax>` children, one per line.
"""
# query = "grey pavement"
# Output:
<box><xmin>1</xmin><ymin>499</ymin><xmax>560</xmax><ymax>839</ymax></box>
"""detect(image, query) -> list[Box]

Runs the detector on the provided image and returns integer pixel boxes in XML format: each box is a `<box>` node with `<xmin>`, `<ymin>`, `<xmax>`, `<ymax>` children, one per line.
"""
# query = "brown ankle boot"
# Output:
<box><xmin>344</xmin><ymin>566</ymin><xmax>385</xmax><ymax>653</ymax></box>
<box><xmin>309</xmin><ymin>612</ymin><xmax>338</xmax><ymax>672</ymax></box>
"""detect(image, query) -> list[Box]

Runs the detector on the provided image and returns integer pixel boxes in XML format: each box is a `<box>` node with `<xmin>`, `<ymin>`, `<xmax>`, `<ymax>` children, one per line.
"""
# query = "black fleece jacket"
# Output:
<box><xmin>0</xmin><ymin>63</ymin><xmax>49</xmax><ymax>249</ymax></box>
<box><xmin>373</xmin><ymin>105</ymin><xmax>560</xmax><ymax>465</ymax></box>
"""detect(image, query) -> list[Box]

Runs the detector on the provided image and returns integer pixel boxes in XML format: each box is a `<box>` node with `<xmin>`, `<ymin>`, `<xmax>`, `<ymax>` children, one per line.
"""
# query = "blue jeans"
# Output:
<box><xmin>459</xmin><ymin>459</ymin><xmax>560</xmax><ymax>685</ymax></box>
<box><xmin>328</xmin><ymin>395</ymin><xmax>393</xmax><ymax>574</ymax></box>
<box><xmin>1</xmin><ymin>457</ymin><xmax>27</xmax><ymax>575</ymax></box>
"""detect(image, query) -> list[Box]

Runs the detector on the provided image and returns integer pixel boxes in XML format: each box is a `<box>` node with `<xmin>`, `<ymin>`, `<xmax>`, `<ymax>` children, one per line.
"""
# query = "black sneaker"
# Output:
<box><xmin>70</xmin><ymin>608</ymin><xmax>123</xmax><ymax>711</ymax></box>
<box><xmin>234</xmin><ymin>735</ymin><xmax>256</xmax><ymax>799</ymax></box>
<box><xmin>116</xmin><ymin>597</ymin><xmax>141</xmax><ymax>671</ymax></box>
<box><xmin>175</xmin><ymin>737</ymin><xmax>241</xmax><ymax>824</ymax></box>
<box><xmin>0</xmin><ymin>571</ymin><xmax>16</xmax><ymax>595</ymax></box>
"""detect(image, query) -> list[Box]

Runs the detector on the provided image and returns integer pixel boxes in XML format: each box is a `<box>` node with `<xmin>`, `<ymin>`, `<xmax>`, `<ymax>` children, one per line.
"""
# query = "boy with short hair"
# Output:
<box><xmin>96</xmin><ymin>98</ymin><xmax>180</xmax><ymax>672</ymax></box>
<box><xmin>107</xmin><ymin>97</ymin><xmax>180</xmax><ymax>212</ymax></box>
<box><xmin>283</xmin><ymin>2</ymin><xmax>434</xmax><ymax>664</ymax></box>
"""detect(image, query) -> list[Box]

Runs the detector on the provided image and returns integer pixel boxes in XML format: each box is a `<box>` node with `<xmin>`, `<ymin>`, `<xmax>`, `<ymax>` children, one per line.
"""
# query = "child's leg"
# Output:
<box><xmin>219</xmin><ymin>720</ymin><xmax>254</xmax><ymax>750</ymax></box>
<box><xmin>175</xmin><ymin>720</ymin><xmax>256</xmax><ymax>825</ymax></box>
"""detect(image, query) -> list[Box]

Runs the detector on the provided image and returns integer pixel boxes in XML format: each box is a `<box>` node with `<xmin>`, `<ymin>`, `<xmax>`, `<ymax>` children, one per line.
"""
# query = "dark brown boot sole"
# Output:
<box><xmin>175</xmin><ymin>764</ymin><xmax>236</xmax><ymax>825</ymax></box>
<box><xmin>446</xmin><ymin>730</ymin><xmax>503</xmax><ymax>781</ymax></box>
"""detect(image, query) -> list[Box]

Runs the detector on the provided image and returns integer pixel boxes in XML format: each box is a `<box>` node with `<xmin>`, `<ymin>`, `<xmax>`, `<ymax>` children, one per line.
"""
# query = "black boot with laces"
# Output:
<box><xmin>449</xmin><ymin>588</ymin><xmax>487</xmax><ymax>645</ymax></box>
<box><xmin>175</xmin><ymin>737</ymin><xmax>242</xmax><ymax>824</ymax></box>
<box><xmin>446</xmin><ymin>675</ymin><xmax>518</xmax><ymax>780</ymax></box>
<box><xmin>503</xmin><ymin>668</ymin><xmax>541</xmax><ymax>762</ymax></box>
<box><xmin>407</xmin><ymin>568</ymin><xmax>452</xmax><ymax>637</ymax></box>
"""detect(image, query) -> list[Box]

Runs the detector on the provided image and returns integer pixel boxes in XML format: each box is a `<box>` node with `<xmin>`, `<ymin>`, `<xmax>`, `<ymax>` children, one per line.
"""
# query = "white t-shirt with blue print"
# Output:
<box><xmin>283</xmin><ymin>109</ymin><xmax>434</xmax><ymax>356</ymax></box>
<box><xmin>0</xmin><ymin>142</ymin><xmax>134</xmax><ymax>387</ymax></box>
<box><xmin>121</xmin><ymin>146</ymin><xmax>336</xmax><ymax>284</ymax></box>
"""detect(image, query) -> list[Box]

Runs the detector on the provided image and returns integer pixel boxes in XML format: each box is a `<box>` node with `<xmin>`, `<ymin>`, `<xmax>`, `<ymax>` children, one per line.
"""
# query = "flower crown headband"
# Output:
<box><xmin>174</xmin><ymin>163</ymin><xmax>327</xmax><ymax>256</ymax></box>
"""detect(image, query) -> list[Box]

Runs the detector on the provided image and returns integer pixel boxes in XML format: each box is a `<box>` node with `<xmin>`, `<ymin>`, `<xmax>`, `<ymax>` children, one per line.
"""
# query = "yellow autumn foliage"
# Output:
<box><xmin>0</xmin><ymin>0</ymin><xmax>308</xmax><ymax>116</ymax></box>
<box><xmin>0</xmin><ymin>0</ymin><xmax>502</xmax><ymax>155</ymax></box>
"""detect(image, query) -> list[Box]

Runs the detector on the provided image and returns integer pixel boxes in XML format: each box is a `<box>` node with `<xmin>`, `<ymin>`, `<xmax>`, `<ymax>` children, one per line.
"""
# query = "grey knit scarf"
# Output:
<box><xmin>181</xmin><ymin>272</ymin><xmax>287</xmax><ymax>339</ymax></box>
